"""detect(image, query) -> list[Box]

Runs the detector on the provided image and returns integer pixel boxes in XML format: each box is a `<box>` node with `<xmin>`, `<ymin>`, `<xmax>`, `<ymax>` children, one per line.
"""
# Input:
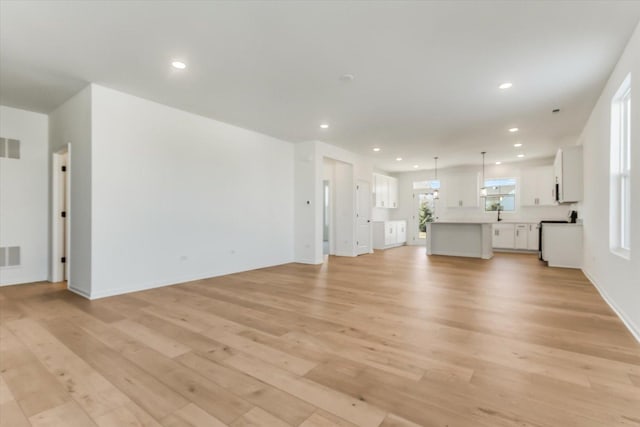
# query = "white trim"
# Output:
<box><xmin>67</xmin><ymin>285</ymin><xmax>91</xmax><ymax>299</ymax></box>
<box><xmin>582</xmin><ymin>269</ymin><xmax>640</xmax><ymax>344</ymax></box>
<box><xmin>427</xmin><ymin>250</ymin><xmax>492</xmax><ymax>260</ymax></box>
<box><xmin>84</xmin><ymin>261</ymin><xmax>294</xmax><ymax>300</ymax></box>
<box><xmin>0</xmin><ymin>276</ymin><xmax>49</xmax><ymax>287</ymax></box>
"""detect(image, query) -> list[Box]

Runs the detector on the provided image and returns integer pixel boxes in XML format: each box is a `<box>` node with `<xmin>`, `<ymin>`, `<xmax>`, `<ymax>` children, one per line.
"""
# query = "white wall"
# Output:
<box><xmin>577</xmin><ymin>22</ymin><xmax>640</xmax><ymax>340</ymax></box>
<box><xmin>49</xmin><ymin>86</ymin><xmax>93</xmax><ymax>297</ymax></box>
<box><xmin>0</xmin><ymin>106</ymin><xmax>48</xmax><ymax>286</ymax></box>
<box><xmin>89</xmin><ymin>85</ymin><xmax>294</xmax><ymax>298</ymax></box>
<box><xmin>391</xmin><ymin>159</ymin><xmax>570</xmax><ymax>245</ymax></box>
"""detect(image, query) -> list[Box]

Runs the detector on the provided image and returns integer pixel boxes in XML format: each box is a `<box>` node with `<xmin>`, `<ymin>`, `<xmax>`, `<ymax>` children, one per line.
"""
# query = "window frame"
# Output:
<box><xmin>482</xmin><ymin>177</ymin><xmax>517</xmax><ymax>213</ymax></box>
<box><xmin>610</xmin><ymin>74</ymin><xmax>631</xmax><ymax>259</ymax></box>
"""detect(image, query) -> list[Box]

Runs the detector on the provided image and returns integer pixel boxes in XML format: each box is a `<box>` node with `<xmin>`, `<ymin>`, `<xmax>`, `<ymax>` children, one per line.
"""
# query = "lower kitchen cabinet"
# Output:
<box><xmin>514</xmin><ymin>224</ymin><xmax>528</xmax><ymax>249</ymax></box>
<box><xmin>373</xmin><ymin>220</ymin><xmax>407</xmax><ymax>249</ymax></box>
<box><xmin>526</xmin><ymin>223</ymin><xmax>539</xmax><ymax>250</ymax></box>
<box><xmin>541</xmin><ymin>223</ymin><xmax>582</xmax><ymax>268</ymax></box>
<box><xmin>492</xmin><ymin>224</ymin><xmax>515</xmax><ymax>249</ymax></box>
<box><xmin>492</xmin><ymin>223</ymin><xmax>539</xmax><ymax>251</ymax></box>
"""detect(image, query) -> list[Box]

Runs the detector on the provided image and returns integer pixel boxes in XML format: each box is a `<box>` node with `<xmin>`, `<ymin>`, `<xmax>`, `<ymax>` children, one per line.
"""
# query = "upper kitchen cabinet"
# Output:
<box><xmin>373</xmin><ymin>173</ymin><xmax>398</xmax><ymax>208</ymax></box>
<box><xmin>554</xmin><ymin>146</ymin><xmax>583</xmax><ymax>203</ymax></box>
<box><xmin>445</xmin><ymin>173</ymin><xmax>479</xmax><ymax>208</ymax></box>
<box><xmin>521</xmin><ymin>166</ymin><xmax>555</xmax><ymax>206</ymax></box>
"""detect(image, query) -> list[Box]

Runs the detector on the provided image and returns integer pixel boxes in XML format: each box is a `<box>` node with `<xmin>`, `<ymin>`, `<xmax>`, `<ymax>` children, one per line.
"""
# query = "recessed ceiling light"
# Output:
<box><xmin>396</xmin><ymin>157</ymin><xmax>403</xmax><ymax>161</ymax></box>
<box><xmin>171</xmin><ymin>61</ymin><xmax>186</xmax><ymax>69</ymax></box>
<box><xmin>495</xmin><ymin>161</ymin><xmax>502</xmax><ymax>165</ymax></box>
<box><xmin>509</xmin><ymin>127</ymin><xmax>519</xmax><ymax>133</ymax></box>
<box><xmin>320</xmin><ymin>123</ymin><xmax>329</xmax><ymax>129</ymax></box>
<box><xmin>373</xmin><ymin>147</ymin><xmax>381</xmax><ymax>152</ymax></box>
<box><xmin>517</xmin><ymin>154</ymin><xmax>525</xmax><ymax>158</ymax></box>
<box><xmin>340</xmin><ymin>73</ymin><xmax>355</xmax><ymax>82</ymax></box>
<box><xmin>413</xmin><ymin>165</ymin><xmax>419</xmax><ymax>169</ymax></box>
<box><xmin>499</xmin><ymin>82</ymin><xmax>513</xmax><ymax>90</ymax></box>
<box><xmin>514</xmin><ymin>143</ymin><xmax>522</xmax><ymax>147</ymax></box>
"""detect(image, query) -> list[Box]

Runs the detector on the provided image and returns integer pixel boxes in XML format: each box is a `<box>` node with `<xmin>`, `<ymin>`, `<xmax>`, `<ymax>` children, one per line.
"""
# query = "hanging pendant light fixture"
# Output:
<box><xmin>480</xmin><ymin>151</ymin><xmax>488</xmax><ymax>197</ymax></box>
<box><xmin>432</xmin><ymin>156</ymin><xmax>440</xmax><ymax>199</ymax></box>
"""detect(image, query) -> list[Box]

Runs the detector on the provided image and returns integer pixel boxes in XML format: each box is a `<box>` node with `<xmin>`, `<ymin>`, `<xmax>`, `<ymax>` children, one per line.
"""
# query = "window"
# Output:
<box><xmin>412</xmin><ymin>180</ymin><xmax>440</xmax><ymax>190</ymax></box>
<box><xmin>483</xmin><ymin>178</ymin><xmax>516</xmax><ymax>212</ymax></box>
<box><xmin>610</xmin><ymin>74</ymin><xmax>631</xmax><ymax>257</ymax></box>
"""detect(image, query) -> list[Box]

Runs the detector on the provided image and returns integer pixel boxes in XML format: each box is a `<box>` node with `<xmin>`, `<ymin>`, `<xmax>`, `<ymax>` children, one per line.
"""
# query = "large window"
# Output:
<box><xmin>483</xmin><ymin>178</ymin><xmax>516</xmax><ymax>212</ymax></box>
<box><xmin>611</xmin><ymin>74</ymin><xmax>631</xmax><ymax>257</ymax></box>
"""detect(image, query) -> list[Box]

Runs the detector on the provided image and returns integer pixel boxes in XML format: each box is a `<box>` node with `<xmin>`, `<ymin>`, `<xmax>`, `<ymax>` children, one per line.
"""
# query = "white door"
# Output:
<box><xmin>355</xmin><ymin>180</ymin><xmax>372</xmax><ymax>255</ymax></box>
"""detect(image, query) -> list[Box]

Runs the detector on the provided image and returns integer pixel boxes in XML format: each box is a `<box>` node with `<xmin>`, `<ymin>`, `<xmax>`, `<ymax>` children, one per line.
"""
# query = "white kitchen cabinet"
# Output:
<box><xmin>554</xmin><ymin>146</ymin><xmax>583</xmax><ymax>203</ymax></box>
<box><xmin>396</xmin><ymin>220</ymin><xmax>407</xmax><ymax>243</ymax></box>
<box><xmin>541</xmin><ymin>223</ymin><xmax>582</xmax><ymax>268</ymax></box>
<box><xmin>384</xmin><ymin>221</ymin><xmax>396</xmax><ymax>245</ymax></box>
<box><xmin>492</xmin><ymin>223</ymin><xmax>538</xmax><ymax>251</ymax></box>
<box><xmin>373</xmin><ymin>173</ymin><xmax>398</xmax><ymax>209</ymax></box>
<box><xmin>514</xmin><ymin>224</ymin><xmax>528</xmax><ymax>249</ymax></box>
<box><xmin>388</xmin><ymin>176</ymin><xmax>398</xmax><ymax>208</ymax></box>
<box><xmin>445</xmin><ymin>173</ymin><xmax>479</xmax><ymax>208</ymax></box>
<box><xmin>521</xmin><ymin>166</ymin><xmax>555</xmax><ymax>206</ymax></box>
<box><xmin>373</xmin><ymin>220</ymin><xmax>407</xmax><ymax>249</ymax></box>
<box><xmin>492</xmin><ymin>224</ymin><xmax>515</xmax><ymax>248</ymax></box>
<box><xmin>526</xmin><ymin>223</ymin><xmax>539</xmax><ymax>250</ymax></box>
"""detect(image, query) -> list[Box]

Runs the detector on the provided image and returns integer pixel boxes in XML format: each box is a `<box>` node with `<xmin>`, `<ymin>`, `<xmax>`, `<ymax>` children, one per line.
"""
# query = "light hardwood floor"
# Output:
<box><xmin>1</xmin><ymin>247</ymin><xmax>639</xmax><ymax>427</ymax></box>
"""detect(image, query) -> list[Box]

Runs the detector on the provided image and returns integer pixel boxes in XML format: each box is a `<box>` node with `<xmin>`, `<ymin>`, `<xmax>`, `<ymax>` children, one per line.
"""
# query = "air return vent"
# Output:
<box><xmin>0</xmin><ymin>137</ymin><xmax>20</xmax><ymax>159</ymax></box>
<box><xmin>0</xmin><ymin>246</ymin><xmax>21</xmax><ymax>267</ymax></box>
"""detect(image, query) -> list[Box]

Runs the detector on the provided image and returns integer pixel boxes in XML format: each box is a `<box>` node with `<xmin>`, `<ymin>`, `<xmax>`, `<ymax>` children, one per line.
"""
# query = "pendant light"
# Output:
<box><xmin>432</xmin><ymin>156</ymin><xmax>440</xmax><ymax>199</ymax></box>
<box><xmin>480</xmin><ymin>151</ymin><xmax>488</xmax><ymax>197</ymax></box>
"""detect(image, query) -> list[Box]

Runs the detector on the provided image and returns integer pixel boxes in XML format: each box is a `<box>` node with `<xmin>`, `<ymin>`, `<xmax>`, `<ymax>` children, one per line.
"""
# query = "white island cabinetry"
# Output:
<box><xmin>427</xmin><ymin>222</ymin><xmax>493</xmax><ymax>259</ymax></box>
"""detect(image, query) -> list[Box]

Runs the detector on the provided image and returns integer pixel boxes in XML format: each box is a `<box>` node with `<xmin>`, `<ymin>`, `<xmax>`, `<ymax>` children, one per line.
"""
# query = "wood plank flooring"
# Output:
<box><xmin>1</xmin><ymin>247</ymin><xmax>639</xmax><ymax>426</ymax></box>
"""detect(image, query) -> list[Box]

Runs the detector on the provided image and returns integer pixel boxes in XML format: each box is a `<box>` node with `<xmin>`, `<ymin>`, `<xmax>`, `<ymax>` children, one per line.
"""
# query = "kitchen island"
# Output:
<box><xmin>426</xmin><ymin>222</ymin><xmax>493</xmax><ymax>259</ymax></box>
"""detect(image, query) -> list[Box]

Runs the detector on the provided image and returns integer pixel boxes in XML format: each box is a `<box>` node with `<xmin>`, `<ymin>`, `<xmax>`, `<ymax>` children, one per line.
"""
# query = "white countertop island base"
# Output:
<box><xmin>426</xmin><ymin>222</ymin><xmax>493</xmax><ymax>259</ymax></box>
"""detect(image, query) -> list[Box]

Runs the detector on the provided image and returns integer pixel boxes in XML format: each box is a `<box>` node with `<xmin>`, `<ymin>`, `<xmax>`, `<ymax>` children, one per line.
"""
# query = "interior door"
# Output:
<box><xmin>356</xmin><ymin>180</ymin><xmax>372</xmax><ymax>255</ymax></box>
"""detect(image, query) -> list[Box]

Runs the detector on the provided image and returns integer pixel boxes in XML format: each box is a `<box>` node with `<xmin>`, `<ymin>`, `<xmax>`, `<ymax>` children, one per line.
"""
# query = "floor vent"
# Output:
<box><xmin>0</xmin><ymin>246</ymin><xmax>20</xmax><ymax>267</ymax></box>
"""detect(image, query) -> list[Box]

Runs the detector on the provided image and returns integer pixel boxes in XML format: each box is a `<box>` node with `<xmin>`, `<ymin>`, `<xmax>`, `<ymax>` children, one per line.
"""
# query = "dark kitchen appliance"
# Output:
<box><xmin>569</xmin><ymin>210</ymin><xmax>578</xmax><ymax>223</ymax></box>
<box><xmin>539</xmin><ymin>220</ymin><xmax>568</xmax><ymax>260</ymax></box>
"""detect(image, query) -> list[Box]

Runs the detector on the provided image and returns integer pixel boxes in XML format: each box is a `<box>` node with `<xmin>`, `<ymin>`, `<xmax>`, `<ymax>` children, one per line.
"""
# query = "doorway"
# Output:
<box><xmin>51</xmin><ymin>148</ymin><xmax>69</xmax><ymax>283</ymax></box>
<box><xmin>323</xmin><ymin>180</ymin><xmax>330</xmax><ymax>255</ymax></box>
<box><xmin>355</xmin><ymin>180</ymin><xmax>372</xmax><ymax>255</ymax></box>
<box><xmin>412</xmin><ymin>191</ymin><xmax>435</xmax><ymax>245</ymax></box>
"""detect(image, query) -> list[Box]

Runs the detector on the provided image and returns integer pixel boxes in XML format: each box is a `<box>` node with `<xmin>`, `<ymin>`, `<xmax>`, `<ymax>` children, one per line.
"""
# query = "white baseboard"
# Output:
<box><xmin>582</xmin><ymin>269</ymin><xmax>640</xmax><ymax>343</ymax></box>
<box><xmin>82</xmin><ymin>261</ymin><xmax>294</xmax><ymax>300</ymax></box>
<box><xmin>67</xmin><ymin>285</ymin><xmax>91</xmax><ymax>299</ymax></box>
<box><xmin>0</xmin><ymin>275</ymin><xmax>48</xmax><ymax>287</ymax></box>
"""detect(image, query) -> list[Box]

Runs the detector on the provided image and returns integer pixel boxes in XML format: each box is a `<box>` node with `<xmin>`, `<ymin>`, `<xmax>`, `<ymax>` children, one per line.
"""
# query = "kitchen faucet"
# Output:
<box><xmin>497</xmin><ymin>207</ymin><xmax>503</xmax><ymax>222</ymax></box>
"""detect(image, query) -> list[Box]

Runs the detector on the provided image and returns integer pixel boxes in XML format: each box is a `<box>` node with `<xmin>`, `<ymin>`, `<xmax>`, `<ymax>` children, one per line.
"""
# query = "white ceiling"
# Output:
<box><xmin>1</xmin><ymin>1</ymin><xmax>639</xmax><ymax>171</ymax></box>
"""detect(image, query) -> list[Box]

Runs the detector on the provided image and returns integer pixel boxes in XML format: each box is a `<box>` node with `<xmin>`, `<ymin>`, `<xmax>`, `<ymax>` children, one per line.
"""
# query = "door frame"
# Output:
<box><xmin>51</xmin><ymin>144</ymin><xmax>70</xmax><ymax>284</ymax></box>
<box><xmin>355</xmin><ymin>179</ymin><xmax>372</xmax><ymax>255</ymax></box>
<box><xmin>411</xmin><ymin>189</ymin><xmax>436</xmax><ymax>246</ymax></box>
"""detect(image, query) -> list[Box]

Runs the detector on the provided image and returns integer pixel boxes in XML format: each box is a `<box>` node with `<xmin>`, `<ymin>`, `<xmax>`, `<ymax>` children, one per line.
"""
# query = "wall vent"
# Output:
<box><xmin>0</xmin><ymin>137</ymin><xmax>20</xmax><ymax>159</ymax></box>
<box><xmin>0</xmin><ymin>246</ymin><xmax>20</xmax><ymax>267</ymax></box>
